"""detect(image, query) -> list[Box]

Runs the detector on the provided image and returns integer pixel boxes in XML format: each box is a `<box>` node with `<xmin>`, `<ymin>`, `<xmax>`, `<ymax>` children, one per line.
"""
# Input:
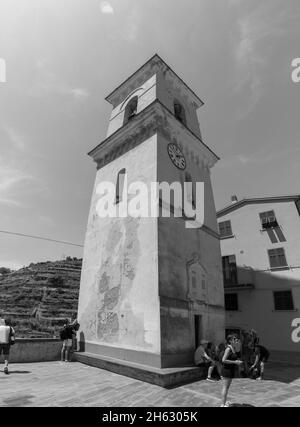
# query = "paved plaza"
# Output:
<box><xmin>0</xmin><ymin>361</ymin><xmax>300</xmax><ymax>407</ymax></box>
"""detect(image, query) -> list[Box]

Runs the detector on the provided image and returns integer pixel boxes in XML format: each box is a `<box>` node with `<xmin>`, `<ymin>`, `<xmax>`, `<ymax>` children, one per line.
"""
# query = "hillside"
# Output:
<box><xmin>0</xmin><ymin>258</ymin><xmax>81</xmax><ymax>338</ymax></box>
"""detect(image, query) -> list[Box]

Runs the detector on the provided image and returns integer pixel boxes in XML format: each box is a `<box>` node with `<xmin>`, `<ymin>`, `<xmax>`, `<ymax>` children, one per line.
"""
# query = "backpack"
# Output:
<box><xmin>59</xmin><ymin>326</ymin><xmax>68</xmax><ymax>341</ymax></box>
<box><xmin>72</xmin><ymin>321</ymin><xmax>80</xmax><ymax>332</ymax></box>
<box><xmin>9</xmin><ymin>327</ymin><xmax>15</xmax><ymax>346</ymax></box>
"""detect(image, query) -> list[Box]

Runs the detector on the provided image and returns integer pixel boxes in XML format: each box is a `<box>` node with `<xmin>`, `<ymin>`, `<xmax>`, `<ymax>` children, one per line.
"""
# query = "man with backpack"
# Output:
<box><xmin>60</xmin><ymin>319</ymin><xmax>74</xmax><ymax>362</ymax></box>
<box><xmin>69</xmin><ymin>315</ymin><xmax>80</xmax><ymax>354</ymax></box>
<box><xmin>0</xmin><ymin>317</ymin><xmax>15</xmax><ymax>374</ymax></box>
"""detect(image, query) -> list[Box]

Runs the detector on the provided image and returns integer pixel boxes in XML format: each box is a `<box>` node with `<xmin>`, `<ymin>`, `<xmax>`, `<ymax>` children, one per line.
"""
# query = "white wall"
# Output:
<box><xmin>219</xmin><ymin>200</ymin><xmax>300</xmax><ymax>352</ymax></box>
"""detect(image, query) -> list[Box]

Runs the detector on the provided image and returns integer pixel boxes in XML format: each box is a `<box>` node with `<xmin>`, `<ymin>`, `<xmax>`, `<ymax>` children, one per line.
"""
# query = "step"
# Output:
<box><xmin>74</xmin><ymin>352</ymin><xmax>207</xmax><ymax>388</ymax></box>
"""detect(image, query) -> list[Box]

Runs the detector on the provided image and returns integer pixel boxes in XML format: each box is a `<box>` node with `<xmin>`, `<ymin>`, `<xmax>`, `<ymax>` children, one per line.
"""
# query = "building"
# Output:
<box><xmin>77</xmin><ymin>55</ymin><xmax>225</xmax><ymax>382</ymax></box>
<box><xmin>217</xmin><ymin>195</ymin><xmax>300</xmax><ymax>354</ymax></box>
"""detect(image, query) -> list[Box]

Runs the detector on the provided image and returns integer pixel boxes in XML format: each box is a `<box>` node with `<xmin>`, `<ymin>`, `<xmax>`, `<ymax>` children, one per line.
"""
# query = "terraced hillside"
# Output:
<box><xmin>0</xmin><ymin>259</ymin><xmax>82</xmax><ymax>338</ymax></box>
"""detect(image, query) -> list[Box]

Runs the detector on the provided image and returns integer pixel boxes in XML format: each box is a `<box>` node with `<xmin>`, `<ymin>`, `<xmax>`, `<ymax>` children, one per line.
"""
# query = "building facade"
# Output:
<box><xmin>78</xmin><ymin>55</ymin><xmax>225</xmax><ymax>371</ymax></box>
<box><xmin>218</xmin><ymin>195</ymin><xmax>300</xmax><ymax>353</ymax></box>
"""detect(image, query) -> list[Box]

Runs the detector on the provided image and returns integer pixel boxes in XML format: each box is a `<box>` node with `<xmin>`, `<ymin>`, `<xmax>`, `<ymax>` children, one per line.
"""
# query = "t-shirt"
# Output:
<box><xmin>194</xmin><ymin>345</ymin><xmax>209</xmax><ymax>365</ymax></box>
<box><xmin>255</xmin><ymin>345</ymin><xmax>269</xmax><ymax>359</ymax></box>
<box><xmin>65</xmin><ymin>325</ymin><xmax>74</xmax><ymax>339</ymax></box>
<box><xmin>0</xmin><ymin>325</ymin><xmax>14</xmax><ymax>344</ymax></box>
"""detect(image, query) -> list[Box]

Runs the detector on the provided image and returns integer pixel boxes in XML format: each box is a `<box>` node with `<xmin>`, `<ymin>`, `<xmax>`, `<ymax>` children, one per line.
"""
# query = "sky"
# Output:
<box><xmin>0</xmin><ymin>0</ymin><xmax>299</xmax><ymax>269</ymax></box>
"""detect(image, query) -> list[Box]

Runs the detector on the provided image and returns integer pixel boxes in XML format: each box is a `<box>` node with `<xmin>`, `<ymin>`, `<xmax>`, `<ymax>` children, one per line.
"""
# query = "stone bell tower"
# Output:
<box><xmin>77</xmin><ymin>55</ymin><xmax>224</xmax><ymax>383</ymax></box>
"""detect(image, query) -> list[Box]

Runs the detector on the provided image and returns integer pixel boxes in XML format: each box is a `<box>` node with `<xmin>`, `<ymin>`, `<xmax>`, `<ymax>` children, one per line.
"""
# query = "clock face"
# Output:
<box><xmin>167</xmin><ymin>143</ymin><xmax>186</xmax><ymax>170</ymax></box>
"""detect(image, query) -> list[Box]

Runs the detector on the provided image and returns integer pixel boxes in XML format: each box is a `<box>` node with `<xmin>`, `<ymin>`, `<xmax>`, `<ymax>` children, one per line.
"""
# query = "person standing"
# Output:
<box><xmin>250</xmin><ymin>344</ymin><xmax>270</xmax><ymax>380</ymax></box>
<box><xmin>69</xmin><ymin>315</ymin><xmax>80</xmax><ymax>354</ymax></box>
<box><xmin>0</xmin><ymin>318</ymin><xmax>15</xmax><ymax>375</ymax></box>
<box><xmin>60</xmin><ymin>319</ymin><xmax>74</xmax><ymax>362</ymax></box>
<box><xmin>220</xmin><ymin>334</ymin><xmax>244</xmax><ymax>407</ymax></box>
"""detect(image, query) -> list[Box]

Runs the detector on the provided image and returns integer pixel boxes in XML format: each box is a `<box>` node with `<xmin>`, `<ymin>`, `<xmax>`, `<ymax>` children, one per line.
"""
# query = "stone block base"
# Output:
<box><xmin>74</xmin><ymin>352</ymin><xmax>207</xmax><ymax>388</ymax></box>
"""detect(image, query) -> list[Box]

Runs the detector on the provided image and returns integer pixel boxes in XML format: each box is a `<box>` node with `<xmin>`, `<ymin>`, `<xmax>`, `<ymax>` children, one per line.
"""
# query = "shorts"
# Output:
<box><xmin>0</xmin><ymin>344</ymin><xmax>10</xmax><ymax>356</ymax></box>
<box><xmin>196</xmin><ymin>360</ymin><xmax>212</xmax><ymax>367</ymax></box>
<box><xmin>62</xmin><ymin>339</ymin><xmax>72</xmax><ymax>347</ymax></box>
<box><xmin>221</xmin><ymin>365</ymin><xmax>237</xmax><ymax>379</ymax></box>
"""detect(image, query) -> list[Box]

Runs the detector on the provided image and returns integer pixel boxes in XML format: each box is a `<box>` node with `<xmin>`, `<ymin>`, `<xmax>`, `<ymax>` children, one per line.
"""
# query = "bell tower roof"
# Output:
<box><xmin>105</xmin><ymin>54</ymin><xmax>204</xmax><ymax>109</ymax></box>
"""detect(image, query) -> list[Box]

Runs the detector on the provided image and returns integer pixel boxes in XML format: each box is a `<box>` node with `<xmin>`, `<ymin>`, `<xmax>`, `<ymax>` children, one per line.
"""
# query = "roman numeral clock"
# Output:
<box><xmin>167</xmin><ymin>143</ymin><xmax>186</xmax><ymax>170</ymax></box>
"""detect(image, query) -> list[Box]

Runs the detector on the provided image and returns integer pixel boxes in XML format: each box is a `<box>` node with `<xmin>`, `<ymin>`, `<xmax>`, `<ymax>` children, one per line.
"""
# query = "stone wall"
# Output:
<box><xmin>8</xmin><ymin>339</ymin><xmax>62</xmax><ymax>363</ymax></box>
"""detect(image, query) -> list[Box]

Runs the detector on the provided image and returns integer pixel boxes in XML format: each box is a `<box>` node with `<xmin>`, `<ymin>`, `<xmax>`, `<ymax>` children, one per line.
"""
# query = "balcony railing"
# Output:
<box><xmin>224</xmin><ymin>283</ymin><xmax>255</xmax><ymax>291</ymax></box>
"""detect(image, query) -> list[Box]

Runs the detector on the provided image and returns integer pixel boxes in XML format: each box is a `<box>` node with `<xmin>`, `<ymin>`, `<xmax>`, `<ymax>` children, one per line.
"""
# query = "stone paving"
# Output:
<box><xmin>0</xmin><ymin>361</ymin><xmax>300</xmax><ymax>407</ymax></box>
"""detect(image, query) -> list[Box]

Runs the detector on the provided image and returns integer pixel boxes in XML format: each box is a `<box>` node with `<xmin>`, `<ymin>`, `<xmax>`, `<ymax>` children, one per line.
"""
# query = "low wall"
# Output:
<box><xmin>8</xmin><ymin>339</ymin><xmax>62</xmax><ymax>363</ymax></box>
<box><xmin>269</xmin><ymin>350</ymin><xmax>300</xmax><ymax>366</ymax></box>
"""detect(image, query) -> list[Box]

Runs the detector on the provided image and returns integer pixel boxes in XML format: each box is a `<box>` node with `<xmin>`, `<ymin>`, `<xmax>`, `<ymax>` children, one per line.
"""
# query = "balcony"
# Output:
<box><xmin>224</xmin><ymin>283</ymin><xmax>255</xmax><ymax>292</ymax></box>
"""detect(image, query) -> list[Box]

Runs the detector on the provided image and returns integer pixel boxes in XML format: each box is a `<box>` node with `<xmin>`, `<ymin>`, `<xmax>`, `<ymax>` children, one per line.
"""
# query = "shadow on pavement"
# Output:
<box><xmin>230</xmin><ymin>403</ymin><xmax>256</xmax><ymax>407</ymax></box>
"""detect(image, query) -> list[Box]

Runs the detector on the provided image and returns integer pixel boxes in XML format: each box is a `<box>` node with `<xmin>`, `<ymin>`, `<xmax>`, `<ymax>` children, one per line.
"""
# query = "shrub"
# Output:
<box><xmin>49</xmin><ymin>275</ymin><xmax>64</xmax><ymax>286</ymax></box>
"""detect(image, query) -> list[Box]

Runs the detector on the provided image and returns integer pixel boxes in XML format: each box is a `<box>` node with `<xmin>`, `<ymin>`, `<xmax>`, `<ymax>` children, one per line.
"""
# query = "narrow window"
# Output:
<box><xmin>115</xmin><ymin>169</ymin><xmax>126</xmax><ymax>204</ymax></box>
<box><xmin>174</xmin><ymin>101</ymin><xmax>186</xmax><ymax>125</ymax></box>
<box><xmin>124</xmin><ymin>96</ymin><xmax>138</xmax><ymax>125</ymax></box>
<box><xmin>268</xmin><ymin>248</ymin><xmax>288</xmax><ymax>269</ymax></box>
<box><xmin>260</xmin><ymin>210</ymin><xmax>278</xmax><ymax>229</ymax></box>
<box><xmin>222</xmin><ymin>255</ymin><xmax>238</xmax><ymax>285</ymax></box>
<box><xmin>219</xmin><ymin>220</ymin><xmax>233</xmax><ymax>238</ymax></box>
<box><xmin>225</xmin><ymin>293</ymin><xmax>239</xmax><ymax>311</ymax></box>
<box><xmin>274</xmin><ymin>291</ymin><xmax>294</xmax><ymax>311</ymax></box>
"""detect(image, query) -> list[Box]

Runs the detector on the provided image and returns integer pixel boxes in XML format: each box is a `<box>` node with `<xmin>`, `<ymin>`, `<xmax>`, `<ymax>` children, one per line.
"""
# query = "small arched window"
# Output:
<box><xmin>174</xmin><ymin>101</ymin><xmax>186</xmax><ymax>125</ymax></box>
<box><xmin>116</xmin><ymin>169</ymin><xmax>126</xmax><ymax>204</ymax></box>
<box><xmin>124</xmin><ymin>96</ymin><xmax>138</xmax><ymax>125</ymax></box>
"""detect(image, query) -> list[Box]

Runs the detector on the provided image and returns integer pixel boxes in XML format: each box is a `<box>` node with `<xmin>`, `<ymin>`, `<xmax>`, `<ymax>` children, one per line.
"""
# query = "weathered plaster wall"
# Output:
<box><xmin>9</xmin><ymin>339</ymin><xmax>61</xmax><ymax>363</ymax></box>
<box><xmin>157</xmin><ymin>133</ymin><xmax>224</xmax><ymax>363</ymax></box>
<box><xmin>78</xmin><ymin>135</ymin><xmax>160</xmax><ymax>356</ymax></box>
<box><xmin>158</xmin><ymin>217</ymin><xmax>224</xmax><ymax>362</ymax></box>
<box><xmin>107</xmin><ymin>75</ymin><xmax>157</xmax><ymax>137</ymax></box>
<box><xmin>157</xmin><ymin>70</ymin><xmax>202</xmax><ymax>140</ymax></box>
<box><xmin>220</xmin><ymin>200</ymin><xmax>300</xmax><ymax>352</ymax></box>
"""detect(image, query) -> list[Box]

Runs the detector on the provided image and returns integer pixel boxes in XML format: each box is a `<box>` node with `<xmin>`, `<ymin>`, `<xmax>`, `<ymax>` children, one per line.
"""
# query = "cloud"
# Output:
<box><xmin>0</xmin><ymin>125</ymin><xmax>48</xmax><ymax>207</ymax></box>
<box><xmin>122</xmin><ymin>8</ymin><xmax>139</xmax><ymax>42</ymax></box>
<box><xmin>0</xmin><ymin>163</ymin><xmax>45</xmax><ymax>207</ymax></box>
<box><xmin>2</xmin><ymin>125</ymin><xmax>26</xmax><ymax>151</ymax></box>
<box><xmin>231</xmin><ymin>2</ymin><xmax>290</xmax><ymax>116</ymax></box>
<box><xmin>0</xmin><ymin>260</ymin><xmax>23</xmax><ymax>271</ymax></box>
<box><xmin>70</xmin><ymin>88</ymin><xmax>90</xmax><ymax>100</ymax></box>
<box><xmin>99</xmin><ymin>1</ymin><xmax>114</xmax><ymax>15</ymax></box>
<box><xmin>28</xmin><ymin>58</ymin><xmax>90</xmax><ymax>102</ymax></box>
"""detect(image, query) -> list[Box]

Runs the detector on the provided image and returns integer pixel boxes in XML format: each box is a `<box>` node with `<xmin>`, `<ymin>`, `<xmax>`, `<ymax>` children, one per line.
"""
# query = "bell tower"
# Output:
<box><xmin>77</xmin><ymin>55</ymin><xmax>224</xmax><ymax>381</ymax></box>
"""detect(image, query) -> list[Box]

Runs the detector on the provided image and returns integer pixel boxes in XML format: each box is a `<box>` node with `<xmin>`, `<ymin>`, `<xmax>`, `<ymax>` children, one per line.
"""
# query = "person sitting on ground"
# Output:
<box><xmin>0</xmin><ymin>317</ymin><xmax>15</xmax><ymax>375</ymax></box>
<box><xmin>250</xmin><ymin>344</ymin><xmax>270</xmax><ymax>381</ymax></box>
<box><xmin>60</xmin><ymin>319</ymin><xmax>74</xmax><ymax>362</ymax></box>
<box><xmin>206</xmin><ymin>342</ymin><xmax>223</xmax><ymax>379</ymax></box>
<box><xmin>194</xmin><ymin>339</ymin><xmax>218</xmax><ymax>382</ymax></box>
